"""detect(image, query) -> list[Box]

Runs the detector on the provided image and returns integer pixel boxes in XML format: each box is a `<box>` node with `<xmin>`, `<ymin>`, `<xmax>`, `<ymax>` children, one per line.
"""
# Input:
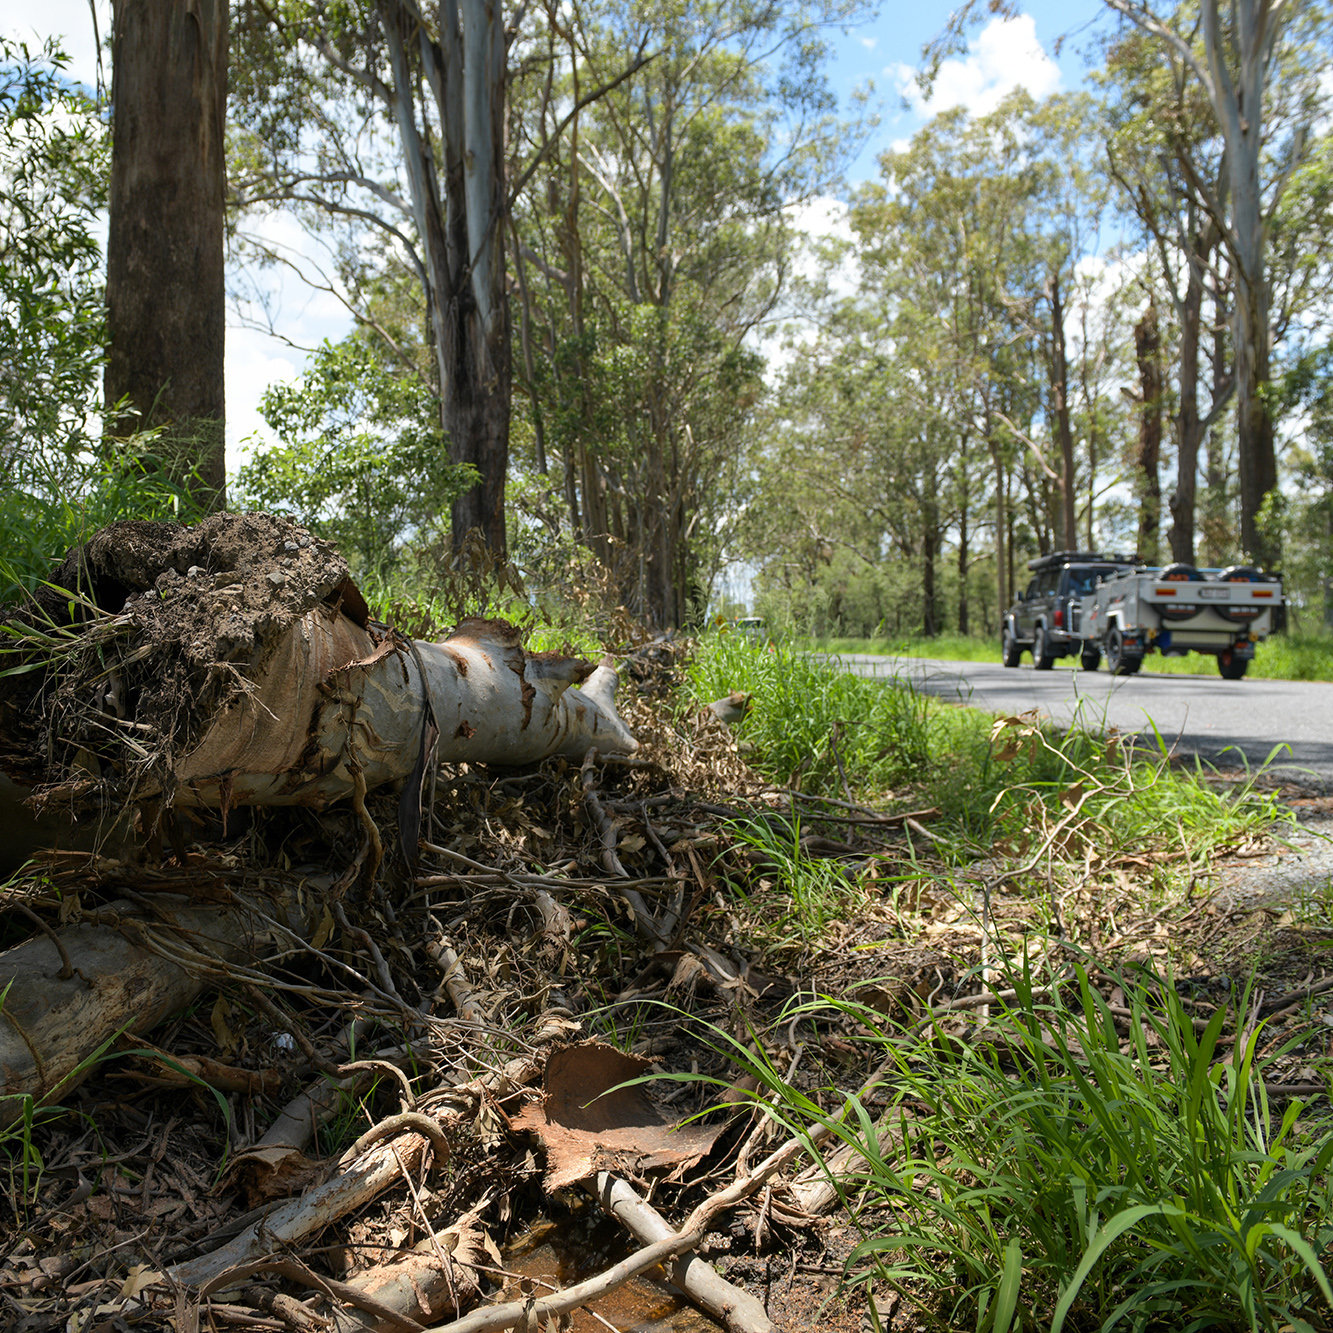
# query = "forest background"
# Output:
<box><xmin>3</xmin><ymin>0</ymin><xmax>1333</xmax><ymax>643</ymax></box>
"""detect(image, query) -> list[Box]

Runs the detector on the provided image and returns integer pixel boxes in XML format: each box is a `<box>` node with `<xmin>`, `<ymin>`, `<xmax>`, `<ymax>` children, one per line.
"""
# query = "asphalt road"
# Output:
<box><xmin>826</xmin><ymin>654</ymin><xmax>1333</xmax><ymax>781</ymax></box>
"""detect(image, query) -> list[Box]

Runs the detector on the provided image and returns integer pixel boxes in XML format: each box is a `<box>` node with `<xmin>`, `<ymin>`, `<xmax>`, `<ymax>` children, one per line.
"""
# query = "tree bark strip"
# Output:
<box><xmin>1134</xmin><ymin>303</ymin><xmax>1163</xmax><ymax>564</ymax></box>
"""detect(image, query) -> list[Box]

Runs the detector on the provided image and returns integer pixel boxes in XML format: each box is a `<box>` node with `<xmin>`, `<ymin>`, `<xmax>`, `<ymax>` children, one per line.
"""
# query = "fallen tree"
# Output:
<box><xmin>0</xmin><ymin>515</ymin><xmax>639</xmax><ymax>1114</ymax></box>
<box><xmin>1</xmin><ymin>514</ymin><xmax>636</xmax><ymax>819</ymax></box>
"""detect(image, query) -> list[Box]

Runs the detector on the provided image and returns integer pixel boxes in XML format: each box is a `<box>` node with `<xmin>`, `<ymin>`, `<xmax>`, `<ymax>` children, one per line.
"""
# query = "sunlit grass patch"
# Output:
<box><xmin>684</xmin><ymin>966</ymin><xmax>1333</xmax><ymax>1333</ymax></box>
<box><xmin>692</xmin><ymin>632</ymin><xmax>1289</xmax><ymax>875</ymax></box>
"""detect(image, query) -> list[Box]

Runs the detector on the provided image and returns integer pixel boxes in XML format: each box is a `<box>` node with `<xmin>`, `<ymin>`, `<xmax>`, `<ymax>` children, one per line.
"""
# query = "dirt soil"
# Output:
<box><xmin>2</xmin><ymin>514</ymin><xmax>363</xmax><ymax>799</ymax></box>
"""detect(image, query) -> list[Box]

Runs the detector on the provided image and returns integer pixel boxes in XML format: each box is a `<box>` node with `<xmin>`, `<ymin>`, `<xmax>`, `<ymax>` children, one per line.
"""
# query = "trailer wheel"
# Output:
<box><xmin>1080</xmin><ymin>648</ymin><xmax>1101</xmax><ymax>672</ymax></box>
<box><xmin>1159</xmin><ymin>563</ymin><xmax>1204</xmax><ymax>582</ymax></box>
<box><xmin>1217</xmin><ymin>649</ymin><xmax>1249</xmax><ymax>680</ymax></box>
<box><xmin>1106</xmin><ymin>628</ymin><xmax>1141</xmax><ymax>676</ymax></box>
<box><xmin>1032</xmin><ymin>626</ymin><xmax>1056</xmax><ymax>670</ymax></box>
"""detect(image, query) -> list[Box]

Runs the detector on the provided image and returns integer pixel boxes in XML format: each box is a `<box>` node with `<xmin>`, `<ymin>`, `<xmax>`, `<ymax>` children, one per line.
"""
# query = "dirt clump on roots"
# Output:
<box><xmin>3</xmin><ymin>512</ymin><xmax>366</xmax><ymax>802</ymax></box>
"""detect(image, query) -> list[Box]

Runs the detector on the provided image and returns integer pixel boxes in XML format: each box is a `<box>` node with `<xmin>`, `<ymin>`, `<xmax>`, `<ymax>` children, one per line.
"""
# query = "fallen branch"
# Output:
<box><xmin>171</xmin><ymin>1124</ymin><xmax>436</xmax><ymax>1289</ymax></box>
<box><xmin>0</xmin><ymin>877</ymin><xmax>325</xmax><ymax>1121</ymax></box>
<box><xmin>1258</xmin><ymin>973</ymin><xmax>1333</xmax><ymax>1018</ymax></box>
<box><xmin>580</xmin><ymin>749</ymin><xmax>667</xmax><ymax>946</ymax></box>
<box><xmin>594</xmin><ymin>1174</ymin><xmax>775</xmax><ymax>1333</ymax></box>
<box><xmin>425</xmin><ymin>937</ymin><xmax>483</xmax><ymax>1028</ymax></box>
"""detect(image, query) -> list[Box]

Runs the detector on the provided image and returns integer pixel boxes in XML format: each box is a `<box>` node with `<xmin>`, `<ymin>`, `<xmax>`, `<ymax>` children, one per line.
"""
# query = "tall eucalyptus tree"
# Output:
<box><xmin>105</xmin><ymin>0</ymin><xmax>227</xmax><ymax>506</ymax></box>
<box><xmin>230</xmin><ymin>0</ymin><xmax>651</xmax><ymax>551</ymax></box>
<box><xmin>509</xmin><ymin>0</ymin><xmax>868</xmax><ymax>624</ymax></box>
<box><xmin>1102</xmin><ymin>0</ymin><xmax>1330</xmax><ymax>565</ymax></box>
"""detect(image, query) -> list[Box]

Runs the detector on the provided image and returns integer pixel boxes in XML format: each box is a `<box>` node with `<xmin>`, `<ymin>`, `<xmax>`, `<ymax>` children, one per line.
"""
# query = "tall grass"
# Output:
<box><xmin>808</xmin><ymin>631</ymin><xmax>1001</xmax><ymax>664</ymax></box>
<box><xmin>689</xmin><ymin>631</ymin><xmax>933</xmax><ymax>795</ymax></box>
<box><xmin>692</xmin><ymin>967</ymin><xmax>1333</xmax><ymax>1333</ymax></box>
<box><xmin>692</xmin><ymin>633</ymin><xmax>1285</xmax><ymax>865</ymax></box>
<box><xmin>0</xmin><ymin>444</ymin><xmax>206</xmax><ymax>605</ymax></box>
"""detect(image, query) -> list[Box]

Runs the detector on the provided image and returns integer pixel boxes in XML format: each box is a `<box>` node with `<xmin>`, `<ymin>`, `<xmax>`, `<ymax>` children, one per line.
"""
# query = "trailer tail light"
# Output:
<box><xmin>1155</xmin><ymin>587</ymin><xmax>1176</xmax><ymax>595</ymax></box>
<box><xmin>1253</xmin><ymin>590</ymin><xmax>1273</xmax><ymax>598</ymax></box>
<box><xmin>1054</xmin><ymin>608</ymin><xmax>1064</xmax><ymax>627</ymax></box>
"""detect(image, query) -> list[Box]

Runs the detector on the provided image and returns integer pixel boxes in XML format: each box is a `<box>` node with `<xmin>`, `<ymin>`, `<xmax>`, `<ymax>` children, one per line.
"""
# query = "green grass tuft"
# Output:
<box><xmin>690</xmin><ymin>967</ymin><xmax>1333</xmax><ymax>1333</ymax></box>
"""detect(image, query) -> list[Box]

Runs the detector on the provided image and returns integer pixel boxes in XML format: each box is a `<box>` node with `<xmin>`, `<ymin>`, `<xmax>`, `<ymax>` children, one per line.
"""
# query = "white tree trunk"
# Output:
<box><xmin>174</xmin><ymin>613</ymin><xmax>637</xmax><ymax>808</ymax></box>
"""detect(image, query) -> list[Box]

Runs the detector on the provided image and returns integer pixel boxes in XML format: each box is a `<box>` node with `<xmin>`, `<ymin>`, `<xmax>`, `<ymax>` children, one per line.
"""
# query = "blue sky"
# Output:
<box><xmin>5</xmin><ymin>0</ymin><xmax>1112</xmax><ymax>466</ymax></box>
<box><xmin>829</xmin><ymin>0</ymin><xmax>1109</xmax><ymax>181</ymax></box>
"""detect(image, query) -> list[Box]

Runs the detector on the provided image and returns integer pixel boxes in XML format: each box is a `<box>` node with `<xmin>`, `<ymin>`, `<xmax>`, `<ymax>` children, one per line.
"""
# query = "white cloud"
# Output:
<box><xmin>859</xmin><ymin>35</ymin><xmax>878</xmax><ymax>51</ymax></box>
<box><xmin>892</xmin><ymin>15</ymin><xmax>1062</xmax><ymax>120</ymax></box>
<box><xmin>790</xmin><ymin>195</ymin><xmax>853</xmax><ymax>249</ymax></box>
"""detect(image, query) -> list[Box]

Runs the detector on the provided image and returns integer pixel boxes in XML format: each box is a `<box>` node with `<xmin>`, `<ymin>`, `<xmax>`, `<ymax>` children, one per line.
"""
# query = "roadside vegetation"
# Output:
<box><xmin>4</xmin><ymin>8</ymin><xmax>1333</xmax><ymax>1326</ymax></box>
<box><xmin>688</xmin><ymin>632</ymin><xmax>1333</xmax><ymax>1331</ymax></box>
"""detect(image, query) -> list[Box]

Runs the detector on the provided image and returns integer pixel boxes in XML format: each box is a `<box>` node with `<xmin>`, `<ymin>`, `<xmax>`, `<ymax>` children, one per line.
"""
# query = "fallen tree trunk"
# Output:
<box><xmin>2</xmin><ymin>516</ymin><xmax>638</xmax><ymax>816</ymax></box>
<box><xmin>0</xmin><ymin>878</ymin><xmax>321</xmax><ymax>1122</ymax></box>
<box><xmin>172</xmin><ymin>613</ymin><xmax>637</xmax><ymax>809</ymax></box>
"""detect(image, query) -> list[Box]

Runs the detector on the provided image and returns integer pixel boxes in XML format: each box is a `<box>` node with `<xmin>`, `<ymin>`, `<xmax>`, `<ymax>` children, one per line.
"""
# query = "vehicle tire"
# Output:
<box><xmin>1217</xmin><ymin>649</ymin><xmax>1249</xmax><ymax>680</ymax></box>
<box><xmin>1001</xmin><ymin>622</ymin><xmax>1022</xmax><ymax>667</ymax></box>
<box><xmin>1080</xmin><ymin>648</ymin><xmax>1101</xmax><ymax>672</ymax></box>
<box><xmin>1156</xmin><ymin>563</ymin><xmax>1204</xmax><ymax>622</ymax></box>
<box><xmin>1106</xmin><ymin>627</ymin><xmax>1140</xmax><ymax>677</ymax></box>
<box><xmin>1217</xmin><ymin>565</ymin><xmax>1268</xmax><ymax>625</ymax></box>
<box><xmin>1032</xmin><ymin>626</ymin><xmax>1055</xmax><ymax>670</ymax></box>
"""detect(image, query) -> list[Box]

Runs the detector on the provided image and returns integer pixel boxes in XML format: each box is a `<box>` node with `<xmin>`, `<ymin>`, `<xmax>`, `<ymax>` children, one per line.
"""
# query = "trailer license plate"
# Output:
<box><xmin>1198</xmin><ymin>587</ymin><xmax>1230</xmax><ymax>600</ymax></box>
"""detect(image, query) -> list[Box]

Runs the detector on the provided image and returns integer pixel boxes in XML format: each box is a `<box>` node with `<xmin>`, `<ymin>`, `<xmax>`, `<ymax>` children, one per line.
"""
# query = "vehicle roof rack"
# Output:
<box><xmin>1025</xmin><ymin>550</ymin><xmax>1139</xmax><ymax>572</ymax></box>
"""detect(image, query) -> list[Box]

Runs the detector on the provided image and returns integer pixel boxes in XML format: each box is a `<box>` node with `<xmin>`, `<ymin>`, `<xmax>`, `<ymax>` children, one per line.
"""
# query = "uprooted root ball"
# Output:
<box><xmin>1</xmin><ymin>512</ymin><xmax>364</xmax><ymax>804</ymax></box>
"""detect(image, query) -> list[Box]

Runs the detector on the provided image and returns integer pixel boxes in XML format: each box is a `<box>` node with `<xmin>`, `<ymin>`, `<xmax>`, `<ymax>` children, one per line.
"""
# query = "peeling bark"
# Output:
<box><xmin>172</xmin><ymin>614</ymin><xmax>637</xmax><ymax>809</ymax></box>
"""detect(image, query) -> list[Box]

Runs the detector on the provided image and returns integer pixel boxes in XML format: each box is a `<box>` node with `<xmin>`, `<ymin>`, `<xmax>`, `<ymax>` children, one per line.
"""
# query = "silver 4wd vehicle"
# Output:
<box><xmin>1001</xmin><ymin>550</ymin><xmax>1137</xmax><ymax>671</ymax></box>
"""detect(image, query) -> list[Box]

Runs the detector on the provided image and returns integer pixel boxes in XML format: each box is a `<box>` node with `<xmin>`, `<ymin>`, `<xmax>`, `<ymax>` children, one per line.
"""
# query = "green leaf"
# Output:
<box><xmin>1052</xmin><ymin>1205</ymin><xmax>1184</xmax><ymax>1333</ymax></box>
<box><xmin>1266</xmin><ymin>1223</ymin><xmax>1333</xmax><ymax>1306</ymax></box>
<box><xmin>992</xmin><ymin>1237</ymin><xmax>1023</xmax><ymax>1333</ymax></box>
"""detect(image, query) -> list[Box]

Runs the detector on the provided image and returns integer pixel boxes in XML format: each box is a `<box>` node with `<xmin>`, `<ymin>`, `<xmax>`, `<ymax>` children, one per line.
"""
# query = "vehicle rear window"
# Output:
<box><xmin>1064</xmin><ymin>566</ymin><xmax>1118</xmax><ymax>596</ymax></box>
